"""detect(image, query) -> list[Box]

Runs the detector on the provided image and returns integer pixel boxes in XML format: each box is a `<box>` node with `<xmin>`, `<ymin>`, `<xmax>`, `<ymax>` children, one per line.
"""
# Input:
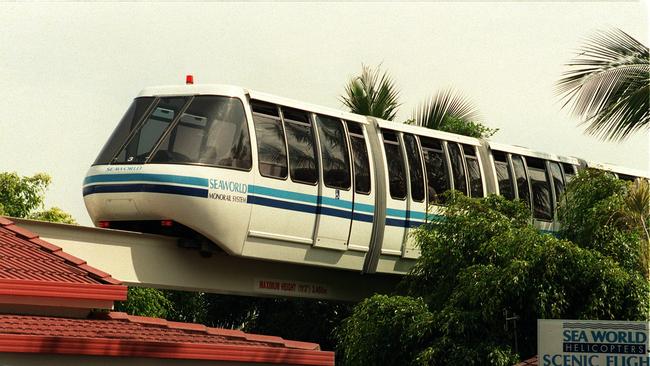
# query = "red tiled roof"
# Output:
<box><xmin>514</xmin><ymin>356</ymin><xmax>538</xmax><ymax>366</ymax></box>
<box><xmin>0</xmin><ymin>312</ymin><xmax>334</xmax><ymax>365</ymax></box>
<box><xmin>0</xmin><ymin>217</ymin><xmax>126</xmax><ymax>309</ymax></box>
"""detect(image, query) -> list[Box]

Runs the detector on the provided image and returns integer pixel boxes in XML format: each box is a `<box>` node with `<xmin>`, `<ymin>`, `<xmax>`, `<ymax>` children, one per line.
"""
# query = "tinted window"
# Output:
<box><xmin>283</xmin><ymin>107</ymin><xmax>318</xmax><ymax>184</ymax></box>
<box><xmin>252</xmin><ymin>101</ymin><xmax>287</xmax><ymax>179</ymax></box>
<box><xmin>420</xmin><ymin>137</ymin><xmax>450</xmax><ymax>204</ymax></box>
<box><xmin>382</xmin><ymin>131</ymin><xmax>406</xmax><ymax>200</ymax></box>
<box><xmin>448</xmin><ymin>142</ymin><xmax>468</xmax><ymax>195</ymax></box>
<box><xmin>404</xmin><ymin>134</ymin><xmax>425</xmax><ymax>202</ymax></box>
<box><xmin>527</xmin><ymin>157</ymin><xmax>552</xmax><ymax>221</ymax></box>
<box><xmin>512</xmin><ymin>155</ymin><xmax>531</xmax><ymax>208</ymax></box>
<box><xmin>316</xmin><ymin>115</ymin><xmax>351</xmax><ymax>189</ymax></box>
<box><xmin>549</xmin><ymin>162</ymin><xmax>565</xmax><ymax>208</ymax></box>
<box><xmin>94</xmin><ymin>97</ymin><xmax>154</xmax><ymax>165</ymax></box>
<box><xmin>347</xmin><ymin>122</ymin><xmax>371</xmax><ymax>194</ymax></box>
<box><xmin>563</xmin><ymin>163</ymin><xmax>577</xmax><ymax>183</ymax></box>
<box><xmin>150</xmin><ymin>96</ymin><xmax>252</xmax><ymax>170</ymax></box>
<box><xmin>115</xmin><ymin>97</ymin><xmax>189</xmax><ymax>164</ymax></box>
<box><xmin>464</xmin><ymin>144</ymin><xmax>483</xmax><ymax>198</ymax></box>
<box><xmin>494</xmin><ymin>151</ymin><xmax>515</xmax><ymax>200</ymax></box>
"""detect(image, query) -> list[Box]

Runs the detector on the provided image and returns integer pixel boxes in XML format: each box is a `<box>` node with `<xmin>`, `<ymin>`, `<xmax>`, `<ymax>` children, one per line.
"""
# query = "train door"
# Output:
<box><xmin>402</xmin><ymin>134</ymin><xmax>427</xmax><ymax>259</ymax></box>
<box><xmin>247</xmin><ymin>100</ymin><xmax>319</xmax><ymax>246</ymax></box>
<box><xmin>420</xmin><ymin>136</ymin><xmax>451</xmax><ymax>222</ymax></box>
<box><xmin>313</xmin><ymin>114</ymin><xmax>353</xmax><ymax>250</ymax></box>
<box><xmin>346</xmin><ymin>121</ymin><xmax>374</xmax><ymax>252</ymax></box>
<box><xmin>380</xmin><ymin>130</ymin><xmax>408</xmax><ymax>256</ymax></box>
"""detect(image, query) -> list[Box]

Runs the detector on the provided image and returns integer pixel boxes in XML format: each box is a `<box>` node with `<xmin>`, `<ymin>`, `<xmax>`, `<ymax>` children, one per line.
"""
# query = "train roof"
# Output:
<box><xmin>137</xmin><ymin>84</ymin><xmax>368</xmax><ymax>124</ymax></box>
<box><xmin>376</xmin><ymin>119</ymin><xmax>482</xmax><ymax>146</ymax></box>
<box><xmin>487</xmin><ymin>141</ymin><xmax>582</xmax><ymax>165</ymax></box>
<box><xmin>584</xmin><ymin>161</ymin><xmax>650</xmax><ymax>179</ymax></box>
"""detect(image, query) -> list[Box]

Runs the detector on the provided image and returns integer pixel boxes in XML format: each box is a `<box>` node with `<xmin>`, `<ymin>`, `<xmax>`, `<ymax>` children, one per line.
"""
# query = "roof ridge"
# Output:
<box><xmin>106</xmin><ymin>312</ymin><xmax>320</xmax><ymax>350</ymax></box>
<box><xmin>0</xmin><ymin>217</ymin><xmax>121</xmax><ymax>285</ymax></box>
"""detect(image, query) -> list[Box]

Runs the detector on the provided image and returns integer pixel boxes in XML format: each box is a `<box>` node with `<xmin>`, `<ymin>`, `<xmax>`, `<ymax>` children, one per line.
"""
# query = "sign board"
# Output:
<box><xmin>254</xmin><ymin>278</ymin><xmax>330</xmax><ymax>298</ymax></box>
<box><xmin>538</xmin><ymin>319</ymin><xmax>649</xmax><ymax>366</ymax></box>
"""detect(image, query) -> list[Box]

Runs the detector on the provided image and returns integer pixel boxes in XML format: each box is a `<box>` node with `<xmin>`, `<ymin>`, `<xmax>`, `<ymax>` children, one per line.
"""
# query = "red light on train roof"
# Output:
<box><xmin>98</xmin><ymin>221</ymin><xmax>110</xmax><ymax>228</ymax></box>
<box><xmin>186</xmin><ymin>75</ymin><xmax>194</xmax><ymax>85</ymax></box>
<box><xmin>161</xmin><ymin>220</ymin><xmax>174</xmax><ymax>227</ymax></box>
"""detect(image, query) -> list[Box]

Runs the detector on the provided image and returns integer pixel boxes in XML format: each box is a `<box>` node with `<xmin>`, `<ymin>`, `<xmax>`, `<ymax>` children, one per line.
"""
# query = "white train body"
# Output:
<box><xmin>83</xmin><ymin>84</ymin><xmax>648</xmax><ymax>275</ymax></box>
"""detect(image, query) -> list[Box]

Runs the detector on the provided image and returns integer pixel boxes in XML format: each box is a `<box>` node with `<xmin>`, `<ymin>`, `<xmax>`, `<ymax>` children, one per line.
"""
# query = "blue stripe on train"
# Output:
<box><xmin>84</xmin><ymin>173</ymin><xmax>208</xmax><ymax>187</ymax></box>
<box><xmin>82</xmin><ymin>183</ymin><xmax>208</xmax><ymax>198</ymax></box>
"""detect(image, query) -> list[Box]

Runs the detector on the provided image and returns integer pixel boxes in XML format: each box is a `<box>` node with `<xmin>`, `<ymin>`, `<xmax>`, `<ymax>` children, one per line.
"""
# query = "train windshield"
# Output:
<box><xmin>95</xmin><ymin>96</ymin><xmax>251</xmax><ymax>170</ymax></box>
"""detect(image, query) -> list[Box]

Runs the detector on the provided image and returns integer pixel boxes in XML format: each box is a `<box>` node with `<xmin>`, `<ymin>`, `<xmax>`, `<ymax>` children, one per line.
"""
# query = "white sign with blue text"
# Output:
<box><xmin>538</xmin><ymin>319</ymin><xmax>649</xmax><ymax>366</ymax></box>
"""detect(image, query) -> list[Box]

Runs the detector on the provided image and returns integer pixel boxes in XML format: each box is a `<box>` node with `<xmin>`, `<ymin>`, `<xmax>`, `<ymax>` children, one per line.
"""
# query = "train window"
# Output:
<box><xmin>94</xmin><ymin>97</ymin><xmax>155</xmax><ymax>165</ymax></box>
<box><xmin>562</xmin><ymin>163</ymin><xmax>576</xmax><ymax>182</ymax></box>
<box><xmin>316</xmin><ymin>115</ymin><xmax>351</xmax><ymax>189</ymax></box>
<box><xmin>114</xmin><ymin>97</ymin><xmax>190</xmax><ymax>164</ymax></box>
<box><xmin>252</xmin><ymin>101</ymin><xmax>288</xmax><ymax>179</ymax></box>
<box><xmin>526</xmin><ymin>157</ymin><xmax>553</xmax><ymax>221</ymax></box>
<box><xmin>382</xmin><ymin>130</ymin><xmax>407</xmax><ymax>200</ymax></box>
<box><xmin>548</xmin><ymin>162</ymin><xmax>565</xmax><ymax>208</ymax></box>
<box><xmin>150</xmin><ymin>96</ymin><xmax>252</xmax><ymax>170</ymax></box>
<box><xmin>617</xmin><ymin>173</ymin><xmax>636</xmax><ymax>182</ymax></box>
<box><xmin>448</xmin><ymin>143</ymin><xmax>468</xmax><ymax>196</ymax></box>
<box><xmin>403</xmin><ymin>134</ymin><xmax>425</xmax><ymax>202</ymax></box>
<box><xmin>493</xmin><ymin>151</ymin><xmax>515</xmax><ymax>200</ymax></box>
<box><xmin>464</xmin><ymin>144</ymin><xmax>483</xmax><ymax>198</ymax></box>
<box><xmin>347</xmin><ymin>122</ymin><xmax>371</xmax><ymax>194</ymax></box>
<box><xmin>281</xmin><ymin>107</ymin><xmax>318</xmax><ymax>184</ymax></box>
<box><xmin>511</xmin><ymin>155</ymin><xmax>531</xmax><ymax>209</ymax></box>
<box><xmin>420</xmin><ymin>136</ymin><xmax>450</xmax><ymax>204</ymax></box>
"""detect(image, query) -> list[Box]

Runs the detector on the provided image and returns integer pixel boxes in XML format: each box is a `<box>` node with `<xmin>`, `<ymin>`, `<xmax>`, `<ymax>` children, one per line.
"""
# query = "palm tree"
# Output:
<box><xmin>340</xmin><ymin>64</ymin><xmax>401</xmax><ymax>121</ymax></box>
<box><xmin>413</xmin><ymin>89</ymin><xmax>496</xmax><ymax>139</ymax></box>
<box><xmin>557</xmin><ymin>28</ymin><xmax>649</xmax><ymax>141</ymax></box>
<box><xmin>621</xmin><ymin>179</ymin><xmax>650</xmax><ymax>280</ymax></box>
<box><xmin>413</xmin><ymin>89</ymin><xmax>481</xmax><ymax>130</ymax></box>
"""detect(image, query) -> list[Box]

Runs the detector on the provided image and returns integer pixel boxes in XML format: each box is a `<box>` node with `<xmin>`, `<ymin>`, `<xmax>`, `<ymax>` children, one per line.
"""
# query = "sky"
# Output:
<box><xmin>0</xmin><ymin>2</ymin><xmax>647</xmax><ymax>226</ymax></box>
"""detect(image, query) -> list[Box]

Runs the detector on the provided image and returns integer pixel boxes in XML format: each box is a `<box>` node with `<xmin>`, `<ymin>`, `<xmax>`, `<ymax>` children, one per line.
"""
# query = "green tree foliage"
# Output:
<box><xmin>114</xmin><ymin>287</ymin><xmax>173</xmax><ymax>318</ymax></box>
<box><xmin>0</xmin><ymin>172</ymin><xmax>76</xmax><ymax>224</ymax></box>
<box><xmin>341</xmin><ymin>64</ymin><xmax>401</xmax><ymax>121</ymax></box>
<box><xmin>336</xmin><ymin>295</ymin><xmax>433</xmax><ymax>365</ymax></box>
<box><xmin>337</xmin><ymin>192</ymin><xmax>650</xmax><ymax>365</ymax></box>
<box><xmin>558</xmin><ymin>28</ymin><xmax>649</xmax><ymax>141</ymax></box>
<box><xmin>559</xmin><ymin>169</ymin><xmax>650</xmax><ymax>279</ymax></box>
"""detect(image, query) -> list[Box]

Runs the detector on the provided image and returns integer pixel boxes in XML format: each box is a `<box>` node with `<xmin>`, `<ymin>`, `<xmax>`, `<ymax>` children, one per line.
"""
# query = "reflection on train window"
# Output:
<box><xmin>493</xmin><ymin>151</ymin><xmax>515</xmax><ymax>200</ymax></box>
<box><xmin>282</xmin><ymin>107</ymin><xmax>318</xmax><ymax>184</ymax></box>
<box><xmin>115</xmin><ymin>97</ymin><xmax>189</xmax><ymax>164</ymax></box>
<box><xmin>548</xmin><ymin>162</ymin><xmax>565</xmax><ymax>209</ymax></box>
<box><xmin>316</xmin><ymin>115</ymin><xmax>351</xmax><ymax>189</ymax></box>
<box><xmin>151</xmin><ymin>96</ymin><xmax>252</xmax><ymax>170</ymax></box>
<box><xmin>403</xmin><ymin>134</ymin><xmax>425</xmax><ymax>202</ymax></box>
<box><xmin>617</xmin><ymin>173</ymin><xmax>636</xmax><ymax>182</ymax></box>
<box><xmin>347</xmin><ymin>122</ymin><xmax>371</xmax><ymax>194</ymax></box>
<box><xmin>382</xmin><ymin>130</ymin><xmax>406</xmax><ymax>200</ymax></box>
<box><xmin>94</xmin><ymin>97</ymin><xmax>155</xmax><ymax>165</ymax></box>
<box><xmin>511</xmin><ymin>155</ymin><xmax>531</xmax><ymax>208</ymax></box>
<box><xmin>420</xmin><ymin>136</ymin><xmax>450</xmax><ymax>204</ymax></box>
<box><xmin>562</xmin><ymin>163</ymin><xmax>576</xmax><ymax>183</ymax></box>
<box><xmin>526</xmin><ymin>157</ymin><xmax>552</xmax><ymax>221</ymax></box>
<box><xmin>252</xmin><ymin>100</ymin><xmax>287</xmax><ymax>179</ymax></box>
<box><xmin>448</xmin><ymin>142</ymin><xmax>468</xmax><ymax>196</ymax></box>
<box><xmin>463</xmin><ymin>144</ymin><xmax>483</xmax><ymax>198</ymax></box>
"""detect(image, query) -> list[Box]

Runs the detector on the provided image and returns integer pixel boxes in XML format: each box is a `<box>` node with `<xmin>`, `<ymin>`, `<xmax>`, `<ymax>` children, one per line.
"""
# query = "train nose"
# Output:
<box><xmin>104</xmin><ymin>198</ymin><xmax>141</xmax><ymax>217</ymax></box>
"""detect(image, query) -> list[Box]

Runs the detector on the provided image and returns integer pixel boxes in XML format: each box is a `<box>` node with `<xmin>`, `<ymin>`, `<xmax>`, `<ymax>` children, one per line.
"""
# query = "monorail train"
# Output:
<box><xmin>83</xmin><ymin>82</ymin><xmax>649</xmax><ymax>275</ymax></box>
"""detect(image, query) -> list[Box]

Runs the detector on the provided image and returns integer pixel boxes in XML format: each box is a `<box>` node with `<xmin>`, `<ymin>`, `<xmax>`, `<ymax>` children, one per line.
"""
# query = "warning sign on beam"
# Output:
<box><xmin>254</xmin><ymin>278</ymin><xmax>330</xmax><ymax>298</ymax></box>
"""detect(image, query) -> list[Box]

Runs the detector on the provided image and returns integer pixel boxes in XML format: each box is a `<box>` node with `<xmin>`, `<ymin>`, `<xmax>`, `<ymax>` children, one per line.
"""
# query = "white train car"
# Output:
<box><xmin>83</xmin><ymin>81</ymin><xmax>648</xmax><ymax>275</ymax></box>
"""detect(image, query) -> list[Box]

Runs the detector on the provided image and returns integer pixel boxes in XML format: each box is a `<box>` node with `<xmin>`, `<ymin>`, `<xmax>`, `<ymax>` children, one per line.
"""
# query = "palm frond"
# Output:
<box><xmin>340</xmin><ymin>64</ymin><xmax>401</xmax><ymax>120</ymax></box>
<box><xmin>413</xmin><ymin>89</ymin><xmax>481</xmax><ymax>129</ymax></box>
<box><xmin>557</xmin><ymin>28</ymin><xmax>649</xmax><ymax>141</ymax></box>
